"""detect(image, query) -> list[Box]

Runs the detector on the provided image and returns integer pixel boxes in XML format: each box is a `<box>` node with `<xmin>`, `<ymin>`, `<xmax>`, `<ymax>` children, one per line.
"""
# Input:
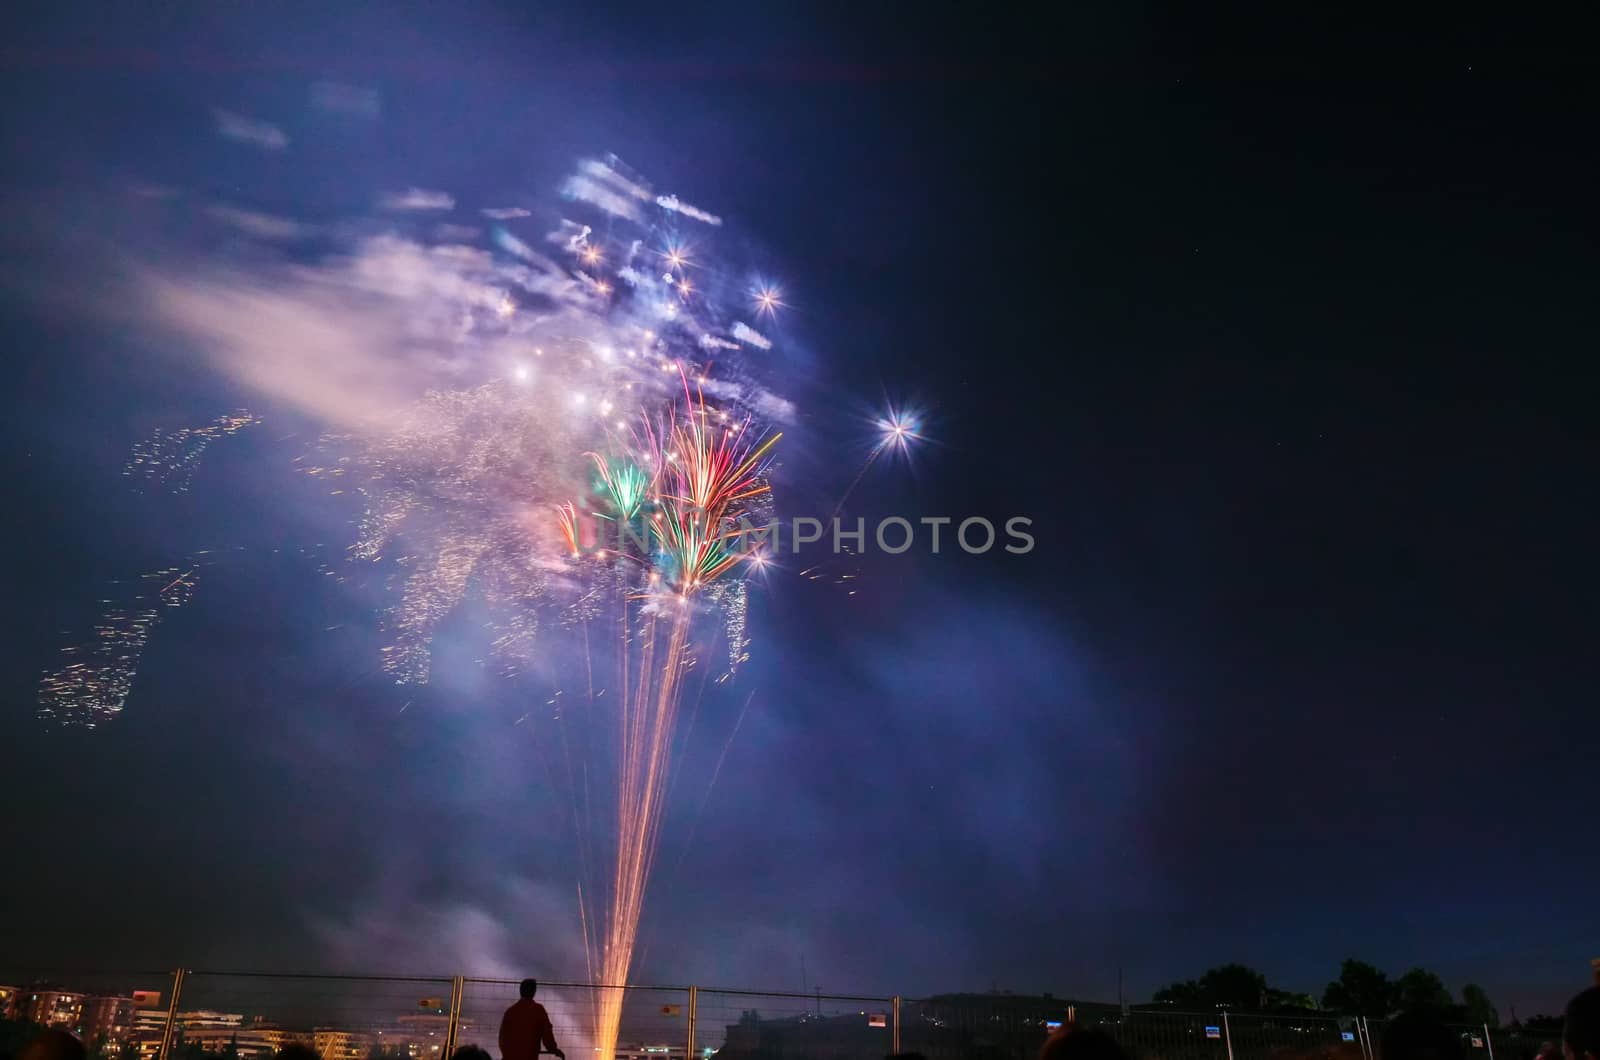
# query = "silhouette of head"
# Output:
<box><xmin>18</xmin><ymin>1030</ymin><xmax>87</xmax><ymax>1060</ymax></box>
<box><xmin>1039</xmin><ymin>1027</ymin><xmax>1130</xmax><ymax>1060</ymax></box>
<box><xmin>1380</xmin><ymin>1011</ymin><xmax>1465</xmax><ymax>1060</ymax></box>
<box><xmin>278</xmin><ymin>1045</ymin><xmax>321</xmax><ymax>1060</ymax></box>
<box><xmin>453</xmin><ymin>1047</ymin><xmax>493</xmax><ymax>1060</ymax></box>
<box><xmin>1567</xmin><ymin>988</ymin><xmax>1600</xmax><ymax>1060</ymax></box>
<box><xmin>520</xmin><ymin>979</ymin><xmax>539</xmax><ymax>1000</ymax></box>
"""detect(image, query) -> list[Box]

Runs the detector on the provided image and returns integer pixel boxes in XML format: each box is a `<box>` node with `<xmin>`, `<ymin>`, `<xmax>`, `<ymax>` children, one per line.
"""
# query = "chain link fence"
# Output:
<box><xmin>696</xmin><ymin>989</ymin><xmax>896</xmax><ymax>1060</ymax></box>
<box><xmin>456</xmin><ymin>980</ymin><xmax>692</xmax><ymax>1060</ymax></box>
<box><xmin>1361</xmin><ymin>1018</ymin><xmax>1562</xmax><ymax>1060</ymax></box>
<box><xmin>0</xmin><ymin>971</ymin><xmax>1550</xmax><ymax>1060</ymax></box>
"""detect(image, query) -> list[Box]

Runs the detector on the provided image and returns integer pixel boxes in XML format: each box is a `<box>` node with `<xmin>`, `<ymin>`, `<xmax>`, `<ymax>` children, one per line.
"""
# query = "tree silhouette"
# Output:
<box><xmin>1394</xmin><ymin>969</ymin><xmax>1454</xmax><ymax>1011</ymax></box>
<box><xmin>1461</xmin><ymin>985</ymin><xmax>1499</xmax><ymax>1028</ymax></box>
<box><xmin>1264</xmin><ymin>989</ymin><xmax>1319</xmax><ymax>1011</ymax></box>
<box><xmin>1153</xmin><ymin>965</ymin><xmax>1269</xmax><ymax>1009</ymax></box>
<box><xmin>1322</xmin><ymin>960</ymin><xmax>1395</xmax><ymax>1017</ymax></box>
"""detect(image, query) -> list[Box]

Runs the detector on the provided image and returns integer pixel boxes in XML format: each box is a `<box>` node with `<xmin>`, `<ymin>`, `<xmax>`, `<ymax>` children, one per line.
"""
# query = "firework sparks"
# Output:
<box><xmin>753</xmin><ymin>286</ymin><xmax>783</xmax><ymax>316</ymax></box>
<box><xmin>38</xmin><ymin>564</ymin><xmax>201</xmax><ymax>727</ymax></box>
<box><xmin>266</xmin><ymin>161</ymin><xmax>793</xmax><ymax>1056</ymax></box>
<box><xmin>122</xmin><ymin>411</ymin><xmax>257</xmax><ymax>493</ymax></box>
<box><xmin>67</xmin><ymin>153</ymin><xmax>807</xmax><ymax>1060</ymax></box>
<box><xmin>875</xmin><ymin>405</ymin><xmax>923</xmax><ymax>453</ymax></box>
<box><xmin>832</xmin><ymin>402</ymin><xmax>925</xmax><ymax>519</ymax></box>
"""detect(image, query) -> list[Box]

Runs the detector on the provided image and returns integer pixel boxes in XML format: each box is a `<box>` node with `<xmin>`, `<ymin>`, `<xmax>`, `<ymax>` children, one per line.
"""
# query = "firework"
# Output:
<box><xmin>280</xmin><ymin>160</ymin><xmax>790</xmax><ymax>1054</ymax></box>
<box><xmin>54</xmin><ymin>153</ymin><xmax>801</xmax><ymax>1057</ymax></box>
<box><xmin>538</xmin><ymin>369</ymin><xmax>780</xmax><ymax>1058</ymax></box>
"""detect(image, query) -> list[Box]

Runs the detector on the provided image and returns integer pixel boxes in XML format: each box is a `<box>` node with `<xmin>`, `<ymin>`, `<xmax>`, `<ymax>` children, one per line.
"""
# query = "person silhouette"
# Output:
<box><xmin>1039</xmin><ymin>1024</ymin><xmax>1129</xmax><ymax>1060</ymax></box>
<box><xmin>499</xmin><ymin>979</ymin><xmax>564</xmax><ymax>1060</ymax></box>
<box><xmin>17</xmin><ymin>1030</ymin><xmax>86</xmax><ymax>1060</ymax></box>
<box><xmin>1567</xmin><ymin>987</ymin><xmax>1600</xmax><ymax>1060</ymax></box>
<box><xmin>1379</xmin><ymin>1010</ymin><xmax>1465</xmax><ymax>1060</ymax></box>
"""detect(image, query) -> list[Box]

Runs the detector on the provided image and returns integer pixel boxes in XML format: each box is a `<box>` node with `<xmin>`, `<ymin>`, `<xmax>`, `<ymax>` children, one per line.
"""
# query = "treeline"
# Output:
<box><xmin>1149</xmin><ymin>960</ymin><xmax>1546</xmax><ymax>1026</ymax></box>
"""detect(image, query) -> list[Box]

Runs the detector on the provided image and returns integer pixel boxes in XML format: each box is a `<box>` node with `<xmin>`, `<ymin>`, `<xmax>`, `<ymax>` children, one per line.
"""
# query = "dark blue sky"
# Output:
<box><xmin>1</xmin><ymin>2</ymin><xmax>1595</xmax><ymax>1018</ymax></box>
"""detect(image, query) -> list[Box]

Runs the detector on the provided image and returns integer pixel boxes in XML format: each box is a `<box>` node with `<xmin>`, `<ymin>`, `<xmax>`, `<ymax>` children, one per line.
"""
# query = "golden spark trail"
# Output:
<box><xmin>562</xmin><ymin>378</ymin><xmax>779</xmax><ymax>1060</ymax></box>
<box><xmin>830</xmin><ymin>444</ymin><xmax>886</xmax><ymax>521</ymax></box>
<box><xmin>591</xmin><ymin>612</ymin><xmax>691</xmax><ymax>1060</ymax></box>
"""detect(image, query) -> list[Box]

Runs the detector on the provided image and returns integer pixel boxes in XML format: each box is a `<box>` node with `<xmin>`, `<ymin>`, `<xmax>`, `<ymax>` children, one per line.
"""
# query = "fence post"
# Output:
<box><xmin>892</xmin><ymin>996</ymin><xmax>901</xmax><ymax>1055</ymax></box>
<box><xmin>687</xmin><ymin>986</ymin><xmax>698</xmax><ymax>1060</ymax></box>
<box><xmin>443</xmin><ymin>976</ymin><xmax>465</xmax><ymax>1059</ymax></box>
<box><xmin>1483</xmin><ymin>1024</ymin><xmax>1495</xmax><ymax>1060</ymax></box>
<box><xmin>156</xmin><ymin>969</ymin><xmax>186</xmax><ymax>1060</ymax></box>
<box><xmin>1222</xmin><ymin>1012</ymin><xmax>1236</xmax><ymax>1060</ymax></box>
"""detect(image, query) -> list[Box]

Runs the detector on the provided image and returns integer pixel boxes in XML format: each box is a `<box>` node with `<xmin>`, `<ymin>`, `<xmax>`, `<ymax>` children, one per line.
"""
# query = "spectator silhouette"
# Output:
<box><xmin>17</xmin><ymin>1031</ymin><xmax>86</xmax><ymax>1060</ymax></box>
<box><xmin>454</xmin><ymin>1047</ymin><xmax>494</xmax><ymax>1060</ymax></box>
<box><xmin>1039</xmin><ymin>1025</ymin><xmax>1130</xmax><ymax>1060</ymax></box>
<box><xmin>1567</xmin><ymin>987</ymin><xmax>1600</xmax><ymax>1060</ymax></box>
<box><xmin>278</xmin><ymin>1046</ymin><xmax>320</xmax><ymax>1060</ymax></box>
<box><xmin>1380</xmin><ymin>1010</ymin><xmax>1465</xmax><ymax>1060</ymax></box>
<box><xmin>500</xmin><ymin>979</ymin><xmax>564</xmax><ymax>1060</ymax></box>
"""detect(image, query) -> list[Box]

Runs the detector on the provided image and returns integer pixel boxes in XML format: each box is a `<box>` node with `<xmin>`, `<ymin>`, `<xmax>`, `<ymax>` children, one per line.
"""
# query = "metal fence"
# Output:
<box><xmin>0</xmin><ymin>971</ymin><xmax>1541</xmax><ymax>1060</ymax></box>
<box><xmin>1362</xmin><ymin>1018</ymin><xmax>1562</xmax><ymax>1060</ymax></box>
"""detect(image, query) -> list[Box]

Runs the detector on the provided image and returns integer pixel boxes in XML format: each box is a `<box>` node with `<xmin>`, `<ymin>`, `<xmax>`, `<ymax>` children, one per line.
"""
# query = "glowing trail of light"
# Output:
<box><xmin>565</xmin><ymin>379</ymin><xmax>780</xmax><ymax>1060</ymax></box>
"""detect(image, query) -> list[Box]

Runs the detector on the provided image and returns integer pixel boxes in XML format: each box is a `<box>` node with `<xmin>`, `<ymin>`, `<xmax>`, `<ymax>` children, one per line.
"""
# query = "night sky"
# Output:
<box><xmin>2</xmin><ymin>3</ymin><xmax>1595</xmax><ymax>1019</ymax></box>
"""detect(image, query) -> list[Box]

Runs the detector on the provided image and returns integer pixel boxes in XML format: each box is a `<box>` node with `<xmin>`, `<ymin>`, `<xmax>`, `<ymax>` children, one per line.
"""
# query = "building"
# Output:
<box><xmin>246</xmin><ymin>1022</ymin><xmax>312</xmax><ymax>1057</ymax></box>
<box><xmin>132</xmin><ymin>1009</ymin><xmax>253</xmax><ymax>1060</ymax></box>
<box><xmin>132</xmin><ymin>1005</ymin><xmax>172</xmax><ymax>1059</ymax></box>
<box><xmin>314</xmin><ymin>1027</ymin><xmax>375</xmax><ymax>1060</ymax></box>
<box><xmin>389</xmin><ymin>1014</ymin><xmax>478</xmax><ymax>1059</ymax></box>
<box><xmin>203</xmin><ymin>1026</ymin><xmax>300</xmax><ymax>1060</ymax></box>
<box><xmin>28</xmin><ymin>991</ymin><xmax>86</xmax><ymax>1031</ymax></box>
<box><xmin>82</xmin><ymin>996</ymin><xmax>138</xmax><ymax>1050</ymax></box>
<box><xmin>0</xmin><ymin>987</ymin><xmax>21</xmax><ymax>1022</ymax></box>
<box><xmin>615</xmin><ymin>1043</ymin><xmax>690</xmax><ymax>1060</ymax></box>
<box><xmin>714</xmin><ymin>1010</ymin><xmax>897</xmax><ymax>1060</ymax></box>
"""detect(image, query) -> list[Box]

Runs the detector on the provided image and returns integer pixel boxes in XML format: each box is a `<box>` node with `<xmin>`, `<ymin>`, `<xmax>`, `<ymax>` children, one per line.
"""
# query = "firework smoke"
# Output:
<box><xmin>67</xmin><ymin>154</ymin><xmax>799</xmax><ymax>1054</ymax></box>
